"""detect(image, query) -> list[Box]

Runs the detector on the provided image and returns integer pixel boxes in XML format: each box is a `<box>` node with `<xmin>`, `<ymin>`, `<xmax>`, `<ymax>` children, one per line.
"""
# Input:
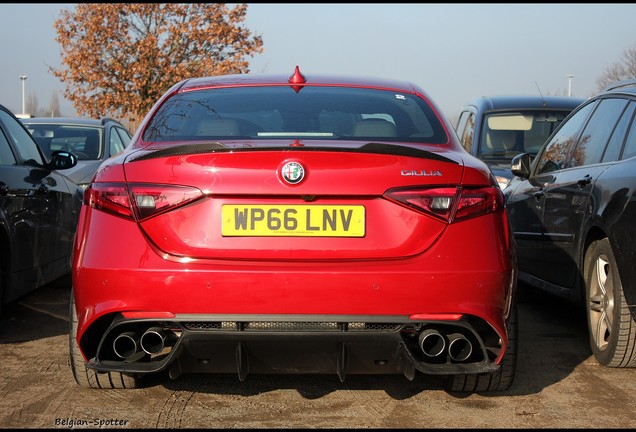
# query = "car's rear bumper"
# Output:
<box><xmin>75</xmin><ymin>261</ymin><xmax>514</xmax><ymax>379</ymax></box>
<box><xmin>86</xmin><ymin>313</ymin><xmax>502</xmax><ymax>381</ymax></box>
<box><xmin>73</xmin><ymin>207</ymin><xmax>516</xmax><ymax>379</ymax></box>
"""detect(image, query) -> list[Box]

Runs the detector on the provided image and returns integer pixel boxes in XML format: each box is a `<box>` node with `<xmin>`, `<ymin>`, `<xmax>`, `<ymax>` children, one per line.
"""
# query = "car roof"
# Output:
<box><xmin>464</xmin><ymin>95</ymin><xmax>586</xmax><ymax>112</ymax></box>
<box><xmin>20</xmin><ymin>117</ymin><xmax>127</xmax><ymax>128</ymax></box>
<box><xmin>21</xmin><ymin>117</ymin><xmax>104</xmax><ymax>127</ymax></box>
<box><xmin>176</xmin><ymin>67</ymin><xmax>422</xmax><ymax>94</ymax></box>
<box><xmin>602</xmin><ymin>78</ymin><xmax>636</xmax><ymax>96</ymax></box>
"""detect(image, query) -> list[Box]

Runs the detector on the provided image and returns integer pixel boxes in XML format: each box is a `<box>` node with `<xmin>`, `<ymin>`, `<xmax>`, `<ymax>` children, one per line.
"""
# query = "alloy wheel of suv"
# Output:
<box><xmin>584</xmin><ymin>238</ymin><xmax>636</xmax><ymax>367</ymax></box>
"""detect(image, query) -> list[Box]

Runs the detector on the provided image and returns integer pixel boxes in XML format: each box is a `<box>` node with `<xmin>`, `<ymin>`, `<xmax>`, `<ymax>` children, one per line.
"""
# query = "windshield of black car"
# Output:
<box><xmin>478</xmin><ymin>111</ymin><xmax>569</xmax><ymax>158</ymax></box>
<box><xmin>143</xmin><ymin>86</ymin><xmax>448</xmax><ymax>144</ymax></box>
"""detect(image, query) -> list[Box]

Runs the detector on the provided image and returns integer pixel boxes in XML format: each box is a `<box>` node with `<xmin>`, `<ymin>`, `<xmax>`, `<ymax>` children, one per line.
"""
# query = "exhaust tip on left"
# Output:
<box><xmin>113</xmin><ymin>332</ymin><xmax>138</xmax><ymax>359</ymax></box>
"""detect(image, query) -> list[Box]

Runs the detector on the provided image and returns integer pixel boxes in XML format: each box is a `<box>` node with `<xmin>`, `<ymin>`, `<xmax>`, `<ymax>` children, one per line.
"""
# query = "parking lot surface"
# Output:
<box><xmin>1</xmin><ymin>282</ymin><xmax>635</xmax><ymax>429</ymax></box>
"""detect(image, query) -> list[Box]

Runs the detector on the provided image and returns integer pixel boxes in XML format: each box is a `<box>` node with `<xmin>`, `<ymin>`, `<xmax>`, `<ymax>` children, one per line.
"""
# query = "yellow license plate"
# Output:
<box><xmin>222</xmin><ymin>205</ymin><xmax>365</xmax><ymax>237</ymax></box>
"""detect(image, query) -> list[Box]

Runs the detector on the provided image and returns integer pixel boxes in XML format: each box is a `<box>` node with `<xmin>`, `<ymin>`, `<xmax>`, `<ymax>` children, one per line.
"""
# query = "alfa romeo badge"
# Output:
<box><xmin>281</xmin><ymin>161</ymin><xmax>305</xmax><ymax>184</ymax></box>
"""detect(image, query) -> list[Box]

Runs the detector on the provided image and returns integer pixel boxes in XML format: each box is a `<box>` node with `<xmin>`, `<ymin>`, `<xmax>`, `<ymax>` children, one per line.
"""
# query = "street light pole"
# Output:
<box><xmin>19</xmin><ymin>75</ymin><xmax>27</xmax><ymax>115</ymax></box>
<box><xmin>566</xmin><ymin>74</ymin><xmax>575</xmax><ymax>97</ymax></box>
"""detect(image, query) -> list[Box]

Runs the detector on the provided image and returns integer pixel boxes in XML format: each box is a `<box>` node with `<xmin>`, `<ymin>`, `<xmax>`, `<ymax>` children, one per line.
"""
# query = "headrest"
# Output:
<box><xmin>195</xmin><ymin>118</ymin><xmax>241</xmax><ymax>136</ymax></box>
<box><xmin>352</xmin><ymin>119</ymin><xmax>397</xmax><ymax>137</ymax></box>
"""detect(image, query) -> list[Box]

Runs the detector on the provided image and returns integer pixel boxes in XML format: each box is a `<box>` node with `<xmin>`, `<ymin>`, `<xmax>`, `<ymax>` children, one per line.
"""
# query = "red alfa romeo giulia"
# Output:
<box><xmin>70</xmin><ymin>67</ymin><xmax>518</xmax><ymax>392</ymax></box>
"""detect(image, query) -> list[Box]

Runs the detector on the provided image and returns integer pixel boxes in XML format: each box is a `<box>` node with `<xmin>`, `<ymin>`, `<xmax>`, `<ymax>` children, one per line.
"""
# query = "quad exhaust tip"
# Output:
<box><xmin>418</xmin><ymin>328</ymin><xmax>446</xmax><ymax>357</ymax></box>
<box><xmin>112</xmin><ymin>327</ymin><xmax>177</xmax><ymax>359</ymax></box>
<box><xmin>113</xmin><ymin>332</ymin><xmax>138</xmax><ymax>360</ymax></box>
<box><xmin>448</xmin><ymin>333</ymin><xmax>473</xmax><ymax>362</ymax></box>
<box><xmin>417</xmin><ymin>328</ymin><xmax>474</xmax><ymax>362</ymax></box>
<box><xmin>140</xmin><ymin>327</ymin><xmax>167</xmax><ymax>355</ymax></box>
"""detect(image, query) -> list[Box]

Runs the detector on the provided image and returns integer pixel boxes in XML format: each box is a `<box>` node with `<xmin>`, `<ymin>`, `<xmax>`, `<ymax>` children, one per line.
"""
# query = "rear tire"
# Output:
<box><xmin>445</xmin><ymin>300</ymin><xmax>518</xmax><ymax>393</ymax></box>
<box><xmin>69</xmin><ymin>289</ymin><xmax>140</xmax><ymax>388</ymax></box>
<box><xmin>584</xmin><ymin>238</ymin><xmax>636</xmax><ymax>367</ymax></box>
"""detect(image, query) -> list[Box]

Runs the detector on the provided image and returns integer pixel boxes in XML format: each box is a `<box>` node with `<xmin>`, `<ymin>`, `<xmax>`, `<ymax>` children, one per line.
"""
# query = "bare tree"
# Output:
<box><xmin>48</xmin><ymin>92</ymin><xmax>61</xmax><ymax>117</ymax></box>
<box><xmin>51</xmin><ymin>4</ymin><xmax>263</xmax><ymax>128</ymax></box>
<box><xmin>26</xmin><ymin>92</ymin><xmax>38</xmax><ymax>117</ymax></box>
<box><xmin>596</xmin><ymin>43</ymin><xmax>636</xmax><ymax>91</ymax></box>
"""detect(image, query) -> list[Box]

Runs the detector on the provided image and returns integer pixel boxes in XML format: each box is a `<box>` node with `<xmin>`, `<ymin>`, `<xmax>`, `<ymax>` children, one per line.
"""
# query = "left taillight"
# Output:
<box><xmin>384</xmin><ymin>186</ymin><xmax>503</xmax><ymax>223</ymax></box>
<box><xmin>85</xmin><ymin>183</ymin><xmax>204</xmax><ymax>221</ymax></box>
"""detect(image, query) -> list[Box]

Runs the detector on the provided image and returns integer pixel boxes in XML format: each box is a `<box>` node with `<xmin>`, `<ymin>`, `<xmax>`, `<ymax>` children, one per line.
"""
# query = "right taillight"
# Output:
<box><xmin>384</xmin><ymin>186</ymin><xmax>503</xmax><ymax>223</ymax></box>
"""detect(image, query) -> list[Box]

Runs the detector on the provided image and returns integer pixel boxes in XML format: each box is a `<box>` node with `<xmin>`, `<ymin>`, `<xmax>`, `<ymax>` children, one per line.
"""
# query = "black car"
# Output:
<box><xmin>21</xmin><ymin>117</ymin><xmax>132</xmax><ymax>190</ymax></box>
<box><xmin>504</xmin><ymin>80</ymin><xmax>636</xmax><ymax>367</ymax></box>
<box><xmin>0</xmin><ymin>104</ymin><xmax>82</xmax><ymax>311</ymax></box>
<box><xmin>455</xmin><ymin>95</ymin><xmax>584</xmax><ymax>190</ymax></box>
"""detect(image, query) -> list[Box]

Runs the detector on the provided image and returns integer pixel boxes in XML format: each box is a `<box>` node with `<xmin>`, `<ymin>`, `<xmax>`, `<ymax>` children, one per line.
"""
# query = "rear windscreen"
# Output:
<box><xmin>143</xmin><ymin>86</ymin><xmax>448</xmax><ymax>144</ymax></box>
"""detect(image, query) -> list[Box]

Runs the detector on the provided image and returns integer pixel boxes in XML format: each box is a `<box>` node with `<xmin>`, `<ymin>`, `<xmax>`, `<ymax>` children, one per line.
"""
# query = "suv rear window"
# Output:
<box><xmin>479</xmin><ymin>110</ymin><xmax>570</xmax><ymax>157</ymax></box>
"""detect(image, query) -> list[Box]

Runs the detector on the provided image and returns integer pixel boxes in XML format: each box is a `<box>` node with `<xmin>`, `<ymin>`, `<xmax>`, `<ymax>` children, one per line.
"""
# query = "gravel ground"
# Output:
<box><xmin>0</xmin><ymin>282</ymin><xmax>635</xmax><ymax>429</ymax></box>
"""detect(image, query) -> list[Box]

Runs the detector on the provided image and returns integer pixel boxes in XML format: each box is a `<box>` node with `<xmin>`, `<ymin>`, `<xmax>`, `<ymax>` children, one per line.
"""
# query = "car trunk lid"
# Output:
<box><xmin>121</xmin><ymin>140</ymin><xmax>473</xmax><ymax>260</ymax></box>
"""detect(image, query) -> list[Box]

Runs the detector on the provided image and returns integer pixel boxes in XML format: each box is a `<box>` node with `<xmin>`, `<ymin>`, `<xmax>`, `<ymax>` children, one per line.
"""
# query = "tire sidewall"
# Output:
<box><xmin>584</xmin><ymin>238</ymin><xmax>618</xmax><ymax>366</ymax></box>
<box><xmin>68</xmin><ymin>289</ymin><xmax>90</xmax><ymax>386</ymax></box>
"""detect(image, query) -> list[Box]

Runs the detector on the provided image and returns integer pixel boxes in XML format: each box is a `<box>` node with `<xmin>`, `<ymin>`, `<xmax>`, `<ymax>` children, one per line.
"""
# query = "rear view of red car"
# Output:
<box><xmin>70</xmin><ymin>67</ymin><xmax>517</xmax><ymax>392</ymax></box>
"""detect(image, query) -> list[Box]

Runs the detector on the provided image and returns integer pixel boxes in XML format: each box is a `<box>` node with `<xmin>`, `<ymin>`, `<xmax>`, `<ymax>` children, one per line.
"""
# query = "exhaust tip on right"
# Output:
<box><xmin>448</xmin><ymin>333</ymin><xmax>473</xmax><ymax>362</ymax></box>
<box><xmin>140</xmin><ymin>327</ymin><xmax>167</xmax><ymax>355</ymax></box>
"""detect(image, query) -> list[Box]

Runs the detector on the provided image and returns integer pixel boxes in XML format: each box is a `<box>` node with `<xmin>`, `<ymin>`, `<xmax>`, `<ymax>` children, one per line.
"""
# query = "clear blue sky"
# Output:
<box><xmin>2</xmin><ymin>3</ymin><xmax>636</xmax><ymax>123</ymax></box>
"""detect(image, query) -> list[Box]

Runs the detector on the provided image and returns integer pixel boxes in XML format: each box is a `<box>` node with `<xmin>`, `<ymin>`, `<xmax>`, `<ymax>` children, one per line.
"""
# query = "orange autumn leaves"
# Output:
<box><xmin>51</xmin><ymin>3</ymin><xmax>263</xmax><ymax>129</ymax></box>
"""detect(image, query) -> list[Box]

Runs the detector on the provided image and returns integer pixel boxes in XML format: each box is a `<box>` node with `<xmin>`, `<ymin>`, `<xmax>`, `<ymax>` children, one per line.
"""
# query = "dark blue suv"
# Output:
<box><xmin>455</xmin><ymin>95</ymin><xmax>584</xmax><ymax>189</ymax></box>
